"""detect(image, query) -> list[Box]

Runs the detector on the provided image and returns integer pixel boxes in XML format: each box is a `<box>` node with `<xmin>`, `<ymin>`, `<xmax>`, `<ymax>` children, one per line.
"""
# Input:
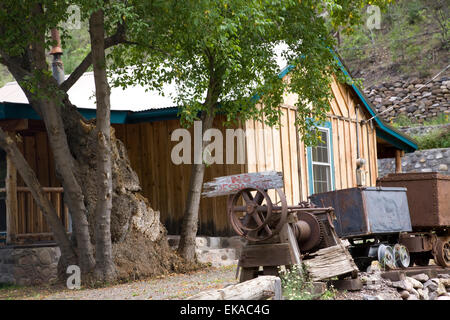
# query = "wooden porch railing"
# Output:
<box><xmin>0</xmin><ymin>186</ymin><xmax>70</xmax><ymax>244</ymax></box>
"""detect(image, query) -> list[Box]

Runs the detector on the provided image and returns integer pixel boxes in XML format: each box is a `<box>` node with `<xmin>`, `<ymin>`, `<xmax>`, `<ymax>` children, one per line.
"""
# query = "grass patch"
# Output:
<box><xmin>413</xmin><ymin>127</ymin><xmax>450</xmax><ymax>150</ymax></box>
<box><xmin>278</xmin><ymin>264</ymin><xmax>337</xmax><ymax>300</ymax></box>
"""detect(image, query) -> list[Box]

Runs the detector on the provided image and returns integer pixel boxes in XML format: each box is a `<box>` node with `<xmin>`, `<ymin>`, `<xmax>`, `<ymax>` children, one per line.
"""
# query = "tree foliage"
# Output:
<box><xmin>110</xmin><ymin>0</ymin><xmax>391</xmax><ymax>145</ymax></box>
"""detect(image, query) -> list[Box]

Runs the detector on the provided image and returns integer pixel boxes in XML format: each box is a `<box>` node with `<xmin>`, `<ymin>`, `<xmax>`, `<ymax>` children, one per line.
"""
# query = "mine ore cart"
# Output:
<box><xmin>377</xmin><ymin>172</ymin><xmax>449</xmax><ymax>268</ymax></box>
<box><xmin>310</xmin><ymin>187</ymin><xmax>414</xmax><ymax>271</ymax></box>
<box><xmin>203</xmin><ymin>171</ymin><xmax>359</xmax><ymax>283</ymax></box>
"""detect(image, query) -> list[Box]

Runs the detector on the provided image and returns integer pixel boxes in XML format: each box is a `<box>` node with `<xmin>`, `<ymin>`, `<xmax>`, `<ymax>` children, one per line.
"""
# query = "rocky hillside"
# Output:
<box><xmin>364</xmin><ymin>75</ymin><xmax>450</xmax><ymax>123</ymax></box>
<box><xmin>337</xmin><ymin>0</ymin><xmax>449</xmax><ymax>88</ymax></box>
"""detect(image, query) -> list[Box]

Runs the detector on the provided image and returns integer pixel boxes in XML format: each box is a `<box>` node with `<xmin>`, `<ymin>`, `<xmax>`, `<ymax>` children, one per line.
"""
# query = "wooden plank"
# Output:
<box><xmin>272</xmin><ymin>123</ymin><xmax>283</xmax><ymax>203</ymax></box>
<box><xmin>262</xmin><ymin>114</ymin><xmax>276</xmax><ymax>202</ymax></box>
<box><xmin>288</xmin><ymin>109</ymin><xmax>300</xmax><ymax>204</ymax></box>
<box><xmin>245</xmin><ymin>119</ymin><xmax>257</xmax><ymax>173</ymax></box>
<box><xmin>254</xmin><ymin>116</ymin><xmax>265</xmax><ymax>173</ymax></box>
<box><xmin>35</xmin><ymin>132</ymin><xmax>49</xmax><ymax>233</ymax></box>
<box><xmin>343</xmin><ymin>119</ymin><xmax>353</xmax><ymax>189</ymax></box>
<box><xmin>5</xmin><ymin>156</ymin><xmax>17</xmax><ymax>243</ymax></box>
<box><xmin>331</xmin><ymin>118</ymin><xmax>341</xmax><ymax>191</ymax></box>
<box><xmin>47</xmin><ymin>138</ymin><xmax>59</xmax><ymax>187</ymax></box>
<box><xmin>146</xmin><ymin>122</ymin><xmax>158</xmax><ymax>208</ymax></box>
<box><xmin>240</xmin><ymin>243</ymin><xmax>294</xmax><ymax>267</ymax></box>
<box><xmin>35</xmin><ymin>132</ymin><xmax>50</xmax><ymax>187</ymax></box>
<box><xmin>304</xmin><ymin>244</ymin><xmax>358</xmax><ymax>281</ymax></box>
<box><xmin>163</xmin><ymin>121</ymin><xmax>175</xmax><ymax>221</ymax></box>
<box><xmin>156</xmin><ymin>121</ymin><xmax>169</xmax><ymax>223</ymax></box>
<box><xmin>15</xmin><ymin>137</ymin><xmax>25</xmax><ymax>187</ymax></box>
<box><xmin>372</xmin><ymin>127</ymin><xmax>379</xmax><ymax>185</ymax></box>
<box><xmin>19</xmin><ymin>190</ymin><xmax>26</xmax><ymax>234</ymax></box>
<box><xmin>280</xmin><ymin>108</ymin><xmax>292</xmax><ymax>204</ymax></box>
<box><xmin>330</xmin><ymin>78</ymin><xmax>348</xmax><ymax>118</ymax></box>
<box><xmin>202</xmin><ymin>171</ymin><xmax>284</xmax><ymax>198</ymax></box>
<box><xmin>361</xmin><ymin>122</ymin><xmax>369</xmax><ymax>186</ymax></box>
<box><xmin>152</xmin><ymin>121</ymin><xmax>163</xmax><ymax>214</ymax></box>
<box><xmin>336</xmin><ymin>120</ymin><xmax>348</xmax><ymax>189</ymax></box>
<box><xmin>139</xmin><ymin>122</ymin><xmax>153</xmax><ymax>205</ymax></box>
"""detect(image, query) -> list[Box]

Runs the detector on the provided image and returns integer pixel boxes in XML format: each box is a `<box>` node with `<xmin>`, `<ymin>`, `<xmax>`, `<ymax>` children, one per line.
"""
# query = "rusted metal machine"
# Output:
<box><xmin>310</xmin><ymin>186</ymin><xmax>414</xmax><ymax>270</ymax></box>
<box><xmin>203</xmin><ymin>171</ymin><xmax>357</xmax><ymax>282</ymax></box>
<box><xmin>377</xmin><ymin>172</ymin><xmax>449</xmax><ymax>268</ymax></box>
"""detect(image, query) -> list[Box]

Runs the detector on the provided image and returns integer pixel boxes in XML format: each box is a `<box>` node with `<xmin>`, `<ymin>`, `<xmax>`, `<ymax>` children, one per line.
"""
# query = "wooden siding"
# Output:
<box><xmin>244</xmin><ymin>76</ymin><xmax>378</xmax><ymax>204</ymax></box>
<box><xmin>2</xmin><ymin>76</ymin><xmax>379</xmax><ymax>238</ymax></box>
<box><xmin>113</xmin><ymin>116</ymin><xmax>242</xmax><ymax>236</ymax></box>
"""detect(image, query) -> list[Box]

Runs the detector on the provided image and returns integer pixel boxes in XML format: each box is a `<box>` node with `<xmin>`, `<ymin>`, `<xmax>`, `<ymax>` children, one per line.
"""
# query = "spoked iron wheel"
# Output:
<box><xmin>227</xmin><ymin>188</ymin><xmax>287</xmax><ymax>242</ymax></box>
<box><xmin>434</xmin><ymin>240</ymin><xmax>450</xmax><ymax>268</ymax></box>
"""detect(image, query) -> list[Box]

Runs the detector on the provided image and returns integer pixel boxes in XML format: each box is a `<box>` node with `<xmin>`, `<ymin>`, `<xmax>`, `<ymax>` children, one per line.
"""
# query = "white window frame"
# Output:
<box><xmin>311</xmin><ymin>127</ymin><xmax>333</xmax><ymax>193</ymax></box>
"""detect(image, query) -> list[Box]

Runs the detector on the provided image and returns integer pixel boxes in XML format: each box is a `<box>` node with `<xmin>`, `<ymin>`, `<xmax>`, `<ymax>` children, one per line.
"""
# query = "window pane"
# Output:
<box><xmin>312</xmin><ymin>130</ymin><xmax>329</xmax><ymax>163</ymax></box>
<box><xmin>313</xmin><ymin>164</ymin><xmax>331</xmax><ymax>193</ymax></box>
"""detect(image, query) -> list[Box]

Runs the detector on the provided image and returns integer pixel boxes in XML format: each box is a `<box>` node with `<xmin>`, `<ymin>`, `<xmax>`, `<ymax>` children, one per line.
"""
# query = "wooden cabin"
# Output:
<box><xmin>0</xmin><ymin>60</ymin><xmax>417</xmax><ymax>245</ymax></box>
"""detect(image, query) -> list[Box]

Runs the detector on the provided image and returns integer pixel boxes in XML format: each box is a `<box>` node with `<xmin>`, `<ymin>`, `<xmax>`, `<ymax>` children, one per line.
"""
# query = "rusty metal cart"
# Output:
<box><xmin>310</xmin><ymin>186</ymin><xmax>414</xmax><ymax>270</ymax></box>
<box><xmin>377</xmin><ymin>172</ymin><xmax>449</xmax><ymax>268</ymax></box>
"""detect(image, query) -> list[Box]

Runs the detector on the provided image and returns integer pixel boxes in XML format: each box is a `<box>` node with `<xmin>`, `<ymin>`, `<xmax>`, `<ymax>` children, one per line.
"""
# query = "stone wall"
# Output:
<box><xmin>399</xmin><ymin>123</ymin><xmax>450</xmax><ymax>137</ymax></box>
<box><xmin>0</xmin><ymin>245</ymin><xmax>60</xmax><ymax>285</ymax></box>
<box><xmin>364</xmin><ymin>76</ymin><xmax>450</xmax><ymax>123</ymax></box>
<box><xmin>378</xmin><ymin>147</ymin><xmax>450</xmax><ymax>178</ymax></box>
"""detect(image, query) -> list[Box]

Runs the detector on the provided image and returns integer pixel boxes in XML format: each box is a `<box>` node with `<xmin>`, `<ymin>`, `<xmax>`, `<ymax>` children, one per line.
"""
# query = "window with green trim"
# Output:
<box><xmin>310</xmin><ymin>128</ymin><xmax>332</xmax><ymax>194</ymax></box>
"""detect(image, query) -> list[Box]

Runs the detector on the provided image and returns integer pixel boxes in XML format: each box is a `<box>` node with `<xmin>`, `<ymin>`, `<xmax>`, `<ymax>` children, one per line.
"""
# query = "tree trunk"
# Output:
<box><xmin>0</xmin><ymin>10</ymin><xmax>194</xmax><ymax>284</ymax></box>
<box><xmin>89</xmin><ymin>9</ymin><xmax>116</xmax><ymax>282</ymax></box>
<box><xmin>28</xmin><ymin>89</ymin><xmax>96</xmax><ymax>276</ymax></box>
<box><xmin>177</xmin><ymin>107</ymin><xmax>216</xmax><ymax>261</ymax></box>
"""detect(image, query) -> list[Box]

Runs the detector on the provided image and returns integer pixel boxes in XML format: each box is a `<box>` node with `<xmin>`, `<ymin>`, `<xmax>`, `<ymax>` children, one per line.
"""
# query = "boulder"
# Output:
<box><xmin>406</xmin><ymin>276</ymin><xmax>424</xmax><ymax>289</ymax></box>
<box><xmin>399</xmin><ymin>290</ymin><xmax>410</xmax><ymax>300</ymax></box>
<box><xmin>411</xmin><ymin>273</ymin><xmax>430</xmax><ymax>287</ymax></box>
<box><xmin>423</xmin><ymin>279</ymin><xmax>438</xmax><ymax>291</ymax></box>
<box><xmin>391</xmin><ymin>279</ymin><xmax>413</xmax><ymax>292</ymax></box>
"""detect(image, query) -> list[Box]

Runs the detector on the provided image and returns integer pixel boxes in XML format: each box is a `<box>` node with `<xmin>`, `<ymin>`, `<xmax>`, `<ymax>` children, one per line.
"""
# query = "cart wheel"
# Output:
<box><xmin>434</xmin><ymin>240</ymin><xmax>450</xmax><ymax>268</ymax></box>
<box><xmin>394</xmin><ymin>244</ymin><xmax>410</xmax><ymax>269</ymax></box>
<box><xmin>378</xmin><ymin>244</ymin><xmax>396</xmax><ymax>269</ymax></box>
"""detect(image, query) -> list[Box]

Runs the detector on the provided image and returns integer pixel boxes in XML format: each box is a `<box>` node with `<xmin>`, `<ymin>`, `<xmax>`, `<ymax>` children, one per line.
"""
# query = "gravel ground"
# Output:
<box><xmin>0</xmin><ymin>265</ymin><xmax>238</xmax><ymax>300</ymax></box>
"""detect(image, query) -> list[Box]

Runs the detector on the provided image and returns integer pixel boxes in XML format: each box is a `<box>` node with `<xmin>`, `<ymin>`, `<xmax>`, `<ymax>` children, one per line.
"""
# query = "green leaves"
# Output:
<box><xmin>0</xmin><ymin>0</ymin><xmax>392</xmax><ymax>147</ymax></box>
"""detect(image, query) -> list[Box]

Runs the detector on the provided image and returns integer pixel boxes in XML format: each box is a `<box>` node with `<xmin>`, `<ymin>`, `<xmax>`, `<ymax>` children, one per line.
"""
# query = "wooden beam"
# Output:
<box><xmin>395</xmin><ymin>149</ymin><xmax>403</xmax><ymax>173</ymax></box>
<box><xmin>6</xmin><ymin>155</ymin><xmax>18</xmax><ymax>244</ymax></box>
<box><xmin>187</xmin><ymin>276</ymin><xmax>282</xmax><ymax>300</ymax></box>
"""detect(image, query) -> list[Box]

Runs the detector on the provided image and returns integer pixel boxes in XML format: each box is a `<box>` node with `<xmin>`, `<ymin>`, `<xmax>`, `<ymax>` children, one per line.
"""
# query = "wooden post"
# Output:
<box><xmin>6</xmin><ymin>155</ymin><xmax>18</xmax><ymax>244</ymax></box>
<box><xmin>395</xmin><ymin>149</ymin><xmax>403</xmax><ymax>173</ymax></box>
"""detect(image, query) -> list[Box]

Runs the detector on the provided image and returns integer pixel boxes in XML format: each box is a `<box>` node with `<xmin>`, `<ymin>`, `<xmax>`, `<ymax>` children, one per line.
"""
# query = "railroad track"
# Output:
<box><xmin>380</xmin><ymin>265</ymin><xmax>450</xmax><ymax>282</ymax></box>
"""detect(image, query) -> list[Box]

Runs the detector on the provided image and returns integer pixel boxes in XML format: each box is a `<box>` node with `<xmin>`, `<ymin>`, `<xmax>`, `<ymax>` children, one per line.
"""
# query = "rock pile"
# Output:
<box><xmin>390</xmin><ymin>274</ymin><xmax>450</xmax><ymax>300</ymax></box>
<box><xmin>360</xmin><ymin>263</ymin><xmax>450</xmax><ymax>300</ymax></box>
<box><xmin>363</xmin><ymin>76</ymin><xmax>450</xmax><ymax>123</ymax></box>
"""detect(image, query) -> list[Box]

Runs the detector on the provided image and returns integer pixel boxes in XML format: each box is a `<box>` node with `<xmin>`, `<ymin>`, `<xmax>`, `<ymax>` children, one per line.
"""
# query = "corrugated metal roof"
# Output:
<box><xmin>0</xmin><ymin>71</ymin><xmax>178</xmax><ymax>111</ymax></box>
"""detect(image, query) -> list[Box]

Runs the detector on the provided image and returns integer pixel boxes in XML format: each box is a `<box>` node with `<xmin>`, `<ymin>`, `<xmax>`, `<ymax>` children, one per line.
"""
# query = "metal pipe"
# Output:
<box><xmin>50</xmin><ymin>28</ymin><xmax>65</xmax><ymax>85</ymax></box>
<box><xmin>356</xmin><ymin>105</ymin><xmax>360</xmax><ymax>160</ymax></box>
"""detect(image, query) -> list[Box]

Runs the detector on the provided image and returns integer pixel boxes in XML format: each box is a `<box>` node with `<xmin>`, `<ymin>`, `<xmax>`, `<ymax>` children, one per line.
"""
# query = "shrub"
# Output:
<box><xmin>414</xmin><ymin>127</ymin><xmax>450</xmax><ymax>150</ymax></box>
<box><xmin>278</xmin><ymin>264</ymin><xmax>336</xmax><ymax>300</ymax></box>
